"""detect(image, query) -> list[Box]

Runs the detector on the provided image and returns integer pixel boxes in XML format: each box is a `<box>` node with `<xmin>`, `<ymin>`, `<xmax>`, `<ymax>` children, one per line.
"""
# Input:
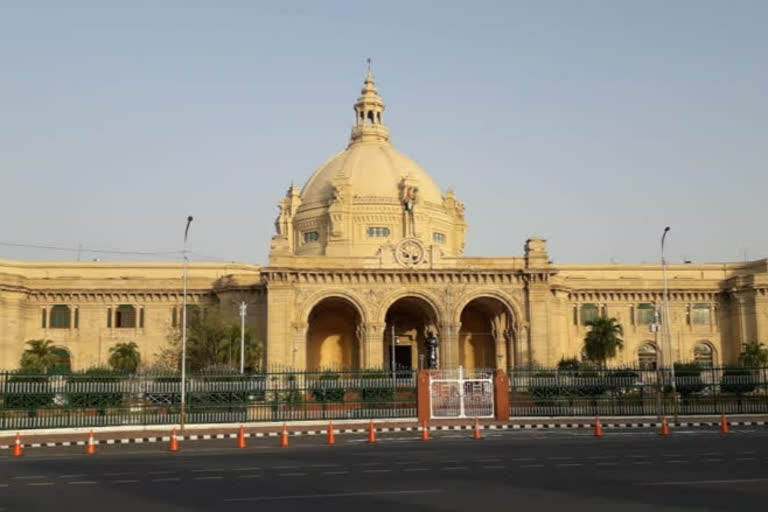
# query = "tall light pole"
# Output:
<box><xmin>661</xmin><ymin>227</ymin><xmax>677</xmax><ymax>406</ymax></box>
<box><xmin>180</xmin><ymin>215</ymin><xmax>193</xmax><ymax>431</ymax></box>
<box><xmin>239</xmin><ymin>301</ymin><xmax>247</xmax><ymax>374</ymax></box>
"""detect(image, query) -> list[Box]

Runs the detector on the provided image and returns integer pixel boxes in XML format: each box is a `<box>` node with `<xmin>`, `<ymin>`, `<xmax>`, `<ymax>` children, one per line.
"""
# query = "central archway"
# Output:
<box><xmin>306</xmin><ymin>297</ymin><xmax>362</xmax><ymax>370</ymax></box>
<box><xmin>383</xmin><ymin>297</ymin><xmax>440</xmax><ymax>371</ymax></box>
<box><xmin>459</xmin><ymin>297</ymin><xmax>514</xmax><ymax>370</ymax></box>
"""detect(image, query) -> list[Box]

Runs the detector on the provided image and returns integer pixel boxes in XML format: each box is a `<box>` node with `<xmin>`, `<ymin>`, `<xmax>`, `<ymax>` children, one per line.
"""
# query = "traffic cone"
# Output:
<box><xmin>593</xmin><ymin>415</ymin><xmax>603</xmax><ymax>437</ymax></box>
<box><xmin>660</xmin><ymin>416</ymin><xmax>670</xmax><ymax>436</ymax></box>
<box><xmin>86</xmin><ymin>430</ymin><xmax>96</xmax><ymax>455</ymax></box>
<box><xmin>473</xmin><ymin>417</ymin><xmax>482</xmax><ymax>440</ymax></box>
<box><xmin>11</xmin><ymin>433</ymin><xmax>22</xmax><ymax>457</ymax></box>
<box><xmin>421</xmin><ymin>420</ymin><xmax>429</xmax><ymax>441</ymax></box>
<box><xmin>237</xmin><ymin>425</ymin><xmax>247</xmax><ymax>448</ymax></box>
<box><xmin>367</xmin><ymin>420</ymin><xmax>376</xmax><ymax>443</ymax></box>
<box><xmin>169</xmin><ymin>428</ymin><xmax>179</xmax><ymax>452</ymax></box>
<box><xmin>720</xmin><ymin>413</ymin><xmax>729</xmax><ymax>434</ymax></box>
<box><xmin>327</xmin><ymin>421</ymin><xmax>335</xmax><ymax>445</ymax></box>
<box><xmin>280</xmin><ymin>424</ymin><xmax>289</xmax><ymax>447</ymax></box>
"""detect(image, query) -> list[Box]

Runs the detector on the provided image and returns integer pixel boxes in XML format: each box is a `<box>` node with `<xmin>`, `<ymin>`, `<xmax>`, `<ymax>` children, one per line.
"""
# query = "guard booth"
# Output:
<box><xmin>418</xmin><ymin>366</ymin><xmax>510</xmax><ymax>422</ymax></box>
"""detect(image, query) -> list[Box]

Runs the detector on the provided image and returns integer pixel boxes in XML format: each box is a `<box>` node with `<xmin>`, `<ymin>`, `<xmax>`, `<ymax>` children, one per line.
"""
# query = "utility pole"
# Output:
<box><xmin>180</xmin><ymin>215</ymin><xmax>193</xmax><ymax>432</ymax></box>
<box><xmin>661</xmin><ymin>226</ymin><xmax>678</xmax><ymax>420</ymax></box>
<box><xmin>239</xmin><ymin>301</ymin><xmax>247</xmax><ymax>374</ymax></box>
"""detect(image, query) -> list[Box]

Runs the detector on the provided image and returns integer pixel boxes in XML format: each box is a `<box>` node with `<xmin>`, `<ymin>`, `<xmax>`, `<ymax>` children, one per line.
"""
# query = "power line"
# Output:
<box><xmin>0</xmin><ymin>241</ymin><xmax>181</xmax><ymax>257</ymax></box>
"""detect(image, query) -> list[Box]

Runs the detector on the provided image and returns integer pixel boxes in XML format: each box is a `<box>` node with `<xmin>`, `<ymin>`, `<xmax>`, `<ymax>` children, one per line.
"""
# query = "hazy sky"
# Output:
<box><xmin>1</xmin><ymin>1</ymin><xmax>766</xmax><ymax>265</ymax></box>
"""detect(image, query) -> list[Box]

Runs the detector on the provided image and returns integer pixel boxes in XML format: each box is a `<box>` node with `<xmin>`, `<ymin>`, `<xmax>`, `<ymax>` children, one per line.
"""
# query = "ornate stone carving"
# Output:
<box><xmin>395</xmin><ymin>238</ymin><xmax>426</xmax><ymax>267</ymax></box>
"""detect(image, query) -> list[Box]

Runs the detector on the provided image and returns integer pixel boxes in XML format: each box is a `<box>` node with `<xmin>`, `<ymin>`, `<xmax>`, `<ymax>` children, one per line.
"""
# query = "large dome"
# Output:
<box><xmin>300</xmin><ymin>142</ymin><xmax>444</xmax><ymax>207</ymax></box>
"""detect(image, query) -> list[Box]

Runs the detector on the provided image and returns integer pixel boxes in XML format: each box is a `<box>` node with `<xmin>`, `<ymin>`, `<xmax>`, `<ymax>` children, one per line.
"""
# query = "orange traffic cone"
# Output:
<box><xmin>327</xmin><ymin>421</ymin><xmax>335</xmax><ymax>445</ymax></box>
<box><xmin>169</xmin><ymin>428</ymin><xmax>179</xmax><ymax>452</ymax></box>
<box><xmin>660</xmin><ymin>416</ymin><xmax>670</xmax><ymax>436</ymax></box>
<box><xmin>280</xmin><ymin>424</ymin><xmax>289</xmax><ymax>447</ymax></box>
<box><xmin>11</xmin><ymin>433</ymin><xmax>23</xmax><ymax>457</ymax></box>
<box><xmin>473</xmin><ymin>417</ymin><xmax>482</xmax><ymax>440</ymax></box>
<box><xmin>367</xmin><ymin>420</ymin><xmax>376</xmax><ymax>443</ymax></box>
<box><xmin>421</xmin><ymin>420</ymin><xmax>429</xmax><ymax>441</ymax></box>
<box><xmin>720</xmin><ymin>413</ymin><xmax>729</xmax><ymax>434</ymax></box>
<box><xmin>237</xmin><ymin>425</ymin><xmax>247</xmax><ymax>448</ymax></box>
<box><xmin>593</xmin><ymin>415</ymin><xmax>603</xmax><ymax>437</ymax></box>
<box><xmin>86</xmin><ymin>430</ymin><xmax>96</xmax><ymax>455</ymax></box>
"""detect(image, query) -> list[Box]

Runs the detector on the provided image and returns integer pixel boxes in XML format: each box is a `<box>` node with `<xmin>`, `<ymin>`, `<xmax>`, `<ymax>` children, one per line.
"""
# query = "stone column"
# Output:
<box><xmin>439</xmin><ymin>322</ymin><xmax>460</xmax><ymax>368</ymax></box>
<box><xmin>290</xmin><ymin>322</ymin><xmax>308</xmax><ymax>370</ymax></box>
<box><xmin>362</xmin><ymin>322</ymin><xmax>385</xmax><ymax>369</ymax></box>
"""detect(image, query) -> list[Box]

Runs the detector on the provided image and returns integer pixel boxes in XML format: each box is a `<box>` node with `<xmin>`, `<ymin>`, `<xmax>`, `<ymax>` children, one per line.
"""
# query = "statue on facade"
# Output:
<box><xmin>425</xmin><ymin>332</ymin><xmax>439</xmax><ymax>369</ymax></box>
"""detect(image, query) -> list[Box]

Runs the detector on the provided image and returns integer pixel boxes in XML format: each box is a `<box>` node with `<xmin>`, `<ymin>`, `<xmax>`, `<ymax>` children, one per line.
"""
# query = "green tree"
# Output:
<box><xmin>159</xmin><ymin>311</ymin><xmax>264</xmax><ymax>372</ymax></box>
<box><xmin>583</xmin><ymin>317</ymin><xmax>624</xmax><ymax>369</ymax></box>
<box><xmin>738</xmin><ymin>341</ymin><xmax>768</xmax><ymax>368</ymax></box>
<box><xmin>108</xmin><ymin>342</ymin><xmax>141</xmax><ymax>373</ymax></box>
<box><xmin>19</xmin><ymin>339</ymin><xmax>59</xmax><ymax>373</ymax></box>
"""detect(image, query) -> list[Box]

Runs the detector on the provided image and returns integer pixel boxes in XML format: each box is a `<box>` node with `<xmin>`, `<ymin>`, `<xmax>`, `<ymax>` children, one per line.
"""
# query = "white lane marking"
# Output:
<box><xmin>643</xmin><ymin>478</ymin><xmax>768</xmax><ymax>486</ymax></box>
<box><xmin>278</xmin><ymin>473</ymin><xmax>307</xmax><ymax>477</ymax></box>
<box><xmin>557</xmin><ymin>463</ymin><xmax>583</xmax><ymax>467</ymax></box>
<box><xmin>195</xmin><ymin>476</ymin><xmax>224</xmax><ymax>480</ymax></box>
<box><xmin>152</xmin><ymin>477</ymin><xmax>181</xmax><ymax>482</ymax></box>
<box><xmin>237</xmin><ymin>474</ymin><xmax>263</xmax><ymax>479</ymax></box>
<box><xmin>322</xmin><ymin>471</ymin><xmax>349</xmax><ymax>475</ymax></box>
<box><xmin>482</xmin><ymin>465</ymin><xmax>506</xmax><ymax>470</ymax></box>
<box><xmin>58</xmin><ymin>474</ymin><xmax>87</xmax><ymax>479</ymax></box>
<box><xmin>113</xmin><ymin>479</ymin><xmax>139</xmax><ymax>484</ymax></box>
<box><xmin>191</xmin><ymin>468</ymin><xmax>224</xmax><ymax>473</ymax></box>
<box><xmin>27</xmin><ymin>482</ymin><xmax>55</xmax><ymax>486</ymax></box>
<box><xmin>735</xmin><ymin>457</ymin><xmax>758</xmax><ymax>461</ymax></box>
<box><xmin>311</xmin><ymin>464</ymin><xmax>339</xmax><ymax>468</ymax></box>
<box><xmin>440</xmin><ymin>467</ymin><xmax>468</xmax><ymax>471</ymax></box>
<box><xmin>105</xmin><ymin>472</ymin><xmax>131</xmax><ymax>477</ymax></box>
<box><xmin>362</xmin><ymin>469</ymin><xmax>391</xmax><ymax>473</ymax></box>
<box><xmin>395</xmin><ymin>461</ymin><xmax>419</xmax><ymax>465</ymax></box>
<box><xmin>232</xmin><ymin>467</ymin><xmax>262</xmax><ymax>471</ymax></box>
<box><xmin>68</xmin><ymin>481</ymin><xmax>97</xmax><ymax>485</ymax></box>
<box><xmin>702</xmin><ymin>452</ymin><xmax>724</xmax><ymax>456</ymax></box>
<box><xmin>403</xmin><ymin>468</ymin><xmax>428</xmax><ymax>472</ymax></box>
<box><xmin>626</xmin><ymin>454</ymin><xmax>648</xmax><ymax>458</ymax></box>
<box><xmin>511</xmin><ymin>457</ymin><xmax>536</xmax><ymax>461</ymax></box>
<box><xmin>478</xmin><ymin>458</ymin><xmax>502</xmax><ymax>463</ymax></box>
<box><xmin>12</xmin><ymin>476</ymin><xmax>47</xmax><ymax>480</ymax></box>
<box><xmin>548</xmin><ymin>457</ymin><xmax>573</xmax><ymax>460</ymax></box>
<box><xmin>148</xmin><ymin>471</ymin><xmax>176</xmax><ymax>475</ymax></box>
<box><xmin>633</xmin><ymin>461</ymin><xmax>652</xmax><ymax>465</ymax></box>
<box><xmin>589</xmin><ymin>456</ymin><xmax>615</xmax><ymax>460</ymax></box>
<box><xmin>595</xmin><ymin>462</ymin><xmax>618</xmax><ymax>466</ymax></box>
<box><xmin>0</xmin><ymin>484</ymin><xmax>8</xmax><ymax>487</ymax></box>
<box><xmin>520</xmin><ymin>464</ymin><xmax>544</xmax><ymax>468</ymax></box>
<box><xmin>358</xmin><ymin>462</ymin><xmax>383</xmax><ymax>466</ymax></box>
<box><xmin>704</xmin><ymin>458</ymin><xmax>723</xmax><ymax>462</ymax></box>
<box><xmin>225</xmin><ymin>489</ymin><xmax>444</xmax><ymax>502</ymax></box>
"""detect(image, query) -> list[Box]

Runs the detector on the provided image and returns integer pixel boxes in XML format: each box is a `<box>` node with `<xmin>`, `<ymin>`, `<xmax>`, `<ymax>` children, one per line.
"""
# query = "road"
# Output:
<box><xmin>2</xmin><ymin>428</ymin><xmax>768</xmax><ymax>511</ymax></box>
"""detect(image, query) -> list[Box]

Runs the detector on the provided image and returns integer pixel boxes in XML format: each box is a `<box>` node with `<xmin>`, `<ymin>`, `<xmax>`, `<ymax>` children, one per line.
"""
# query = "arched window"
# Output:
<box><xmin>116</xmin><ymin>305</ymin><xmax>136</xmax><ymax>328</ymax></box>
<box><xmin>638</xmin><ymin>343</ymin><xmax>658</xmax><ymax>370</ymax></box>
<box><xmin>694</xmin><ymin>342</ymin><xmax>714</xmax><ymax>367</ymax></box>
<box><xmin>580</xmin><ymin>304</ymin><xmax>598</xmax><ymax>324</ymax></box>
<box><xmin>636</xmin><ymin>303</ymin><xmax>656</xmax><ymax>325</ymax></box>
<box><xmin>49</xmin><ymin>305</ymin><xmax>71</xmax><ymax>329</ymax></box>
<box><xmin>51</xmin><ymin>347</ymin><xmax>71</xmax><ymax>373</ymax></box>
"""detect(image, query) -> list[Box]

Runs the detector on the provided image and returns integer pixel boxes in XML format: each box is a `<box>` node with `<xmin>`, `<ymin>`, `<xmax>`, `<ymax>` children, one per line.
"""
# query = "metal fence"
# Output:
<box><xmin>0</xmin><ymin>369</ymin><xmax>417</xmax><ymax>430</ymax></box>
<box><xmin>508</xmin><ymin>366</ymin><xmax>768</xmax><ymax>417</ymax></box>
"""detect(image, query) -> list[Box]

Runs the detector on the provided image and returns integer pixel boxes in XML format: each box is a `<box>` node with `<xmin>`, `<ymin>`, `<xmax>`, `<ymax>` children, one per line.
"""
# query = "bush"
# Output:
<box><xmin>668</xmin><ymin>363</ymin><xmax>706</xmax><ymax>397</ymax></box>
<box><xmin>3</xmin><ymin>373</ymin><xmax>54</xmax><ymax>410</ymax></box>
<box><xmin>66</xmin><ymin>368</ymin><xmax>125</xmax><ymax>412</ymax></box>
<box><xmin>720</xmin><ymin>367</ymin><xmax>756</xmax><ymax>395</ymax></box>
<box><xmin>311</xmin><ymin>372</ymin><xmax>345</xmax><ymax>403</ymax></box>
<box><xmin>359</xmin><ymin>371</ymin><xmax>394</xmax><ymax>404</ymax></box>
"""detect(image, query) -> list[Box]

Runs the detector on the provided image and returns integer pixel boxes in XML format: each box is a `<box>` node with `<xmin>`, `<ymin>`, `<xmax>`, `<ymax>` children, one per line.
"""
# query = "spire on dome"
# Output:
<box><xmin>349</xmin><ymin>59</ymin><xmax>389</xmax><ymax>145</ymax></box>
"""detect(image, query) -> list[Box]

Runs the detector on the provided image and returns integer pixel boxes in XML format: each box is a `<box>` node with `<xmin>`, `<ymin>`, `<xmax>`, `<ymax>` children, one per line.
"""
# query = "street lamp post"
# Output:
<box><xmin>661</xmin><ymin>226</ymin><xmax>677</xmax><ymax>417</ymax></box>
<box><xmin>239</xmin><ymin>301</ymin><xmax>247</xmax><ymax>374</ymax></box>
<box><xmin>180</xmin><ymin>215</ymin><xmax>193</xmax><ymax>432</ymax></box>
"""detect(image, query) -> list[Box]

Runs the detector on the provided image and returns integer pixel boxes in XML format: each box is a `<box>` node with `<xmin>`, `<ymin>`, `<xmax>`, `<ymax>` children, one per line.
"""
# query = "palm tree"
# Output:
<box><xmin>20</xmin><ymin>339</ymin><xmax>59</xmax><ymax>373</ymax></box>
<box><xmin>583</xmin><ymin>317</ymin><xmax>624</xmax><ymax>369</ymax></box>
<box><xmin>108</xmin><ymin>342</ymin><xmax>141</xmax><ymax>373</ymax></box>
<box><xmin>738</xmin><ymin>341</ymin><xmax>768</xmax><ymax>368</ymax></box>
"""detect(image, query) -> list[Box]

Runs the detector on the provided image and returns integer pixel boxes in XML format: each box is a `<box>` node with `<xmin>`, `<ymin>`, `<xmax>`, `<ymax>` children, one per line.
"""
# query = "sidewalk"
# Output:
<box><xmin>2</xmin><ymin>414</ymin><xmax>767</xmax><ymax>450</ymax></box>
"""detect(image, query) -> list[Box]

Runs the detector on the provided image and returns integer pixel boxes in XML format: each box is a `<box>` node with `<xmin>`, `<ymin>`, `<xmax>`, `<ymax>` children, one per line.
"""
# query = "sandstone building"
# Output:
<box><xmin>1</xmin><ymin>73</ymin><xmax>766</xmax><ymax>371</ymax></box>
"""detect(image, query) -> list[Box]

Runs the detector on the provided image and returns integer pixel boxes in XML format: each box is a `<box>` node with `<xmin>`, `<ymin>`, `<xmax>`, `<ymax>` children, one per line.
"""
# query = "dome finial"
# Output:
<box><xmin>350</xmin><ymin>60</ymin><xmax>389</xmax><ymax>145</ymax></box>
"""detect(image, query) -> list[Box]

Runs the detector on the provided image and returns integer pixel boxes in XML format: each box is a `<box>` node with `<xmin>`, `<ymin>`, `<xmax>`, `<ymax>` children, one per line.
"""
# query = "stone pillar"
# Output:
<box><xmin>439</xmin><ymin>322</ymin><xmax>460</xmax><ymax>368</ymax></box>
<box><xmin>265</xmin><ymin>285</ymin><xmax>294</xmax><ymax>368</ymax></box>
<box><xmin>363</xmin><ymin>322</ymin><xmax>385</xmax><ymax>368</ymax></box>
<box><xmin>493</xmin><ymin>370</ymin><xmax>510</xmax><ymax>421</ymax></box>
<box><xmin>527</xmin><ymin>282</ymin><xmax>551</xmax><ymax>366</ymax></box>
<box><xmin>290</xmin><ymin>322</ymin><xmax>308</xmax><ymax>370</ymax></box>
<box><xmin>417</xmin><ymin>370</ymin><xmax>431</xmax><ymax>423</ymax></box>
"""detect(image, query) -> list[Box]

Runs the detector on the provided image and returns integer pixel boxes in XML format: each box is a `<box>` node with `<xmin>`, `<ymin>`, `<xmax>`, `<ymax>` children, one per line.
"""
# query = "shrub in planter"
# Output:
<box><xmin>311</xmin><ymin>372</ymin><xmax>345</xmax><ymax>403</ymax></box>
<box><xmin>720</xmin><ymin>367</ymin><xmax>756</xmax><ymax>395</ymax></box>
<box><xmin>359</xmin><ymin>371</ymin><xmax>394</xmax><ymax>404</ymax></box>
<box><xmin>3</xmin><ymin>372</ymin><xmax>54</xmax><ymax>411</ymax></box>
<box><xmin>66</xmin><ymin>368</ymin><xmax>125</xmax><ymax>414</ymax></box>
<box><xmin>668</xmin><ymin>363</ymin><xmax>706</xmax><ymax>397</ymax></box>
<box><xmin>529</xmin><ymin>371</ymin><xmax>561</xmax><ymax>401</ymax></box>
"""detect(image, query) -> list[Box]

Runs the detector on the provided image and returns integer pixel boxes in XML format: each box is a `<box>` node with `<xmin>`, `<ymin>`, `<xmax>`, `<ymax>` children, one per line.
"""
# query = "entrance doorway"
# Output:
<box><xmin>394</xmin><ymin>345</ymin><xmax>412</xmax><ymax>371</ymax></box>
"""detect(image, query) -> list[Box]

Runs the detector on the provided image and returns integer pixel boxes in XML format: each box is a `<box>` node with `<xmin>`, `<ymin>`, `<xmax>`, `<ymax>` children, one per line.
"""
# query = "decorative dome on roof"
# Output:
<box><xmin>270</xmin><ymin>68</ymin><xmax>466</xmax><ymax>262</ymax></box>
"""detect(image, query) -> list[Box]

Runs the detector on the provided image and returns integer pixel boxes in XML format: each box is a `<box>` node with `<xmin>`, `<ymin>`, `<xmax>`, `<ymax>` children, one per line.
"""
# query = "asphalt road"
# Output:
<box><xmin>2</xmin><ymin>428</ymin><xmax>768</xmax><ymax>511</ymax></box>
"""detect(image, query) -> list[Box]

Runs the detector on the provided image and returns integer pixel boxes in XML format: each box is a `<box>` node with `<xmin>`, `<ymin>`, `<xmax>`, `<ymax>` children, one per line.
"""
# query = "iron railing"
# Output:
<box><xmin>0</xmin><ymin>369</ymin><xmax>417</xmax><ymax>430</ymax></box>
<box><xmin>507</xmin><ymin>366</ymin><xmax>768</xmax><ymax>417</ymax></box>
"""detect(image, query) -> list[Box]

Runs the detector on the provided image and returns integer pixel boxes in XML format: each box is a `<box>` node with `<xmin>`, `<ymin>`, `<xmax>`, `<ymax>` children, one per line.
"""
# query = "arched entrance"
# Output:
<box><xmin>383</xmin><ymin>297</ymin><xmax>439</xmax><ymax>371</ymax></box>
<box><xmin>459</xmin><ymin>298</ymin><xmax>513</xmax><ymax>370</ymax></box>
<box><xmin>306</xmin><ymin>297</ymin><xmax>362</xmax><ymax>370</ymax></box>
